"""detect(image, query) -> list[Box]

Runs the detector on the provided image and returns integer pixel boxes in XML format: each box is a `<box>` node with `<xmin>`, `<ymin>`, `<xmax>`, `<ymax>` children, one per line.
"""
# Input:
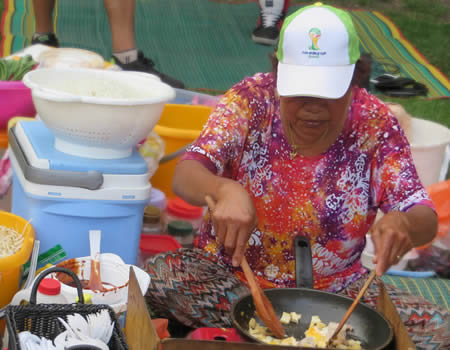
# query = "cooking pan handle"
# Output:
<box><xmin>294</xmin><ymin>236</ymin><xmax>314</xmax><ymax>288</ymax></box>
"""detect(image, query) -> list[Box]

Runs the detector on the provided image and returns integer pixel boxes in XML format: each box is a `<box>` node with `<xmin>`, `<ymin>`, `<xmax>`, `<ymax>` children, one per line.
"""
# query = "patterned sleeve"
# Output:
<box><xmin>180</xmin><ymin>80</ymin><xmax>254</xmax><ymax>177</ymax></box>
<box><xmin>370</xmin><ymin>102</ymin><xmax>434</xmax><ymax>213</ymax></box>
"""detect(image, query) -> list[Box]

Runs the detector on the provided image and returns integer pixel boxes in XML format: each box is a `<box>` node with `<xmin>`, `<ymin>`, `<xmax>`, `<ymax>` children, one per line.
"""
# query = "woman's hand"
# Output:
<box><xmin>370</xmin><ymin>211</ymin><xmax>414</xmax><ymax>276</ymax></box>
<box><xmin>207</xmin><ymin>180</ymin><xmax>257</xmax><ymax>267</ymax></box>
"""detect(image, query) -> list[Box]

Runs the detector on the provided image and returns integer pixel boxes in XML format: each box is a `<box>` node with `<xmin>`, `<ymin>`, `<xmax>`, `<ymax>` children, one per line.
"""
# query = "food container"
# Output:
<box><xmin>148</xmin><ymin>187</ymin><xmax>167</xmax><ymax>211</ymax></box>
<box><xmin>0</xmin><ymin>81</ymin><xmax>36</xmax><ymax>129</ymax></box>
<box><xmin>0</xmin><ymin>211</ymin><xmax>35</xmax><ymax>310</ymax></box>
<box><xmin>22</xmin><ymin>67</ymin><xmax>175</xmax><ymax>159</ymax></box>
<box><xmin>166</xmin><ymin>196</ymin><xmax>204</xmax><ymax>235</ymax></box>
<box><xmin>138</xmin><ymin>234</ymin><xmax>181</xmax><ymax>268</ymax></box>
<box><xmin>142</xmin><ymin>205</ymin><xmax>166</xmax><ymax>235</ymax></box>
<box><xmin>37</xmin><ymin>48</ymin><xmax>105</xmax><ymax>69</ymax></box>
<box><xmin>167</xmin><ymin>220</ymin><xmax>194</xmax><ymax>248</ymax></box>
<box><xmin>152</xmin><ymin>104</ymin><xmax>212</xmax><ymax>197</ymax></box>
<box><xmin>11</xmin><ymin>253</ymin><xmax>150</xmax><ymax>314</ymax></box>
<box><xmin>173</xmin><ymin>88</ymin><xmax>220</xmax><ymax>106</ymax></box>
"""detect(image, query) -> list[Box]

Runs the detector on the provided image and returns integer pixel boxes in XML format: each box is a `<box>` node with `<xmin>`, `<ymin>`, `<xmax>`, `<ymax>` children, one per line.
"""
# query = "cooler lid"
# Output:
<box><xmin>19</xmin><ymin>121</ymin><xmax>148</xmax><ymax>175</ymax></box>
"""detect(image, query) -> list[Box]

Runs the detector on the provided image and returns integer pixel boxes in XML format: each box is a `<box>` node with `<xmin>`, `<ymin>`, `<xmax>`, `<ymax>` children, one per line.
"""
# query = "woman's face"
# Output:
<box><xmin>279</xmin><ymin>87</ymin><xmax>353</xmax><ymax>156</ymax></box>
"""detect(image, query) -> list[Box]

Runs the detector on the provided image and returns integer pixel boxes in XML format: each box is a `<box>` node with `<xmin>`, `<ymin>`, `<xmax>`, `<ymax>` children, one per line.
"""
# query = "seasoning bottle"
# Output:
<box><xmin>142</xmin><ymin>205</ymin><xmax>166</xmax><ymax>235</ymax></box>
<box><xmin>36</xmin><ymin>278</ymin><xmax>68</xmax><ymax>304</ymax></box>
<box><xmin>167</xmin><ymin>220</ymin><xmax>194</xmax><ymax>248</ymax></box>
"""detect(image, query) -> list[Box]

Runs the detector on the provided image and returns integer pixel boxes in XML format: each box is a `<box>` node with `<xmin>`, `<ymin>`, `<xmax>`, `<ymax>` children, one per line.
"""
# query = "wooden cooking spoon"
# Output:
<box><xmin>326</xmin><ymin>270</ymin><xmax>377</xmax><ymax>347</ymax></box>
<box><xmin>204</xmin><ymin>195</ymin><xmax>285</xmax><ymax>339</ymax></box>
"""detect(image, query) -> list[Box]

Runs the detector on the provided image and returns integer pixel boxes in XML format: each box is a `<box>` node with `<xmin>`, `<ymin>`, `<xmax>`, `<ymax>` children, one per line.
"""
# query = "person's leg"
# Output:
<box><xmin>339</xmin><ymin>274</ymin><xmax>449</xmax><ymax>349</ymax></box>
<box><xmin>104</xmin><ymin>0</ymin><xmax>184</xmax><ymax>88</ymax></box>
<box><xmin>103</xmin><ymin>0</ymin><xmax>136</xmax><ymax>54</ymax></box>
<box><xmin>145</xmin><ymin>248</ymin><xmax>249</xmax><ymax>328</ymax></box>
<box><xmin>252</xmin><ymin>0</ymin><xmax>290</xmax><ymax>46</ymax></box>
<box><xmin>31</xmin><ymin>0</ymin><xmax>59</xmax><ymax>47</ymax></box>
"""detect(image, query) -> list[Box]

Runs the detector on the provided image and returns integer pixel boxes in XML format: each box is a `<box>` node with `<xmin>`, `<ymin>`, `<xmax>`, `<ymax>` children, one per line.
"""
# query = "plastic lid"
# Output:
<box><xmin>149</xmin><ymin>187</ymin><xmax>167</xmax><ymax>210</ymax></box>
<box><xmin>139</xmin><ymin>234</ymin><xmax>182</xmax><ymax>255</ymax></box>
<box><xmin>166</xmin><ymin>197</ymin><xmax>203</xmax><ymax>219</ymax></box>
<box><xmin>38</xmin><ymin>278</ymin><xmax>61</xmax><ymax>295</ymax></box>
<box><xmin>168</xmin><ymin>220</ymin><xmax>194</xmax><ymax>237</ymax></box>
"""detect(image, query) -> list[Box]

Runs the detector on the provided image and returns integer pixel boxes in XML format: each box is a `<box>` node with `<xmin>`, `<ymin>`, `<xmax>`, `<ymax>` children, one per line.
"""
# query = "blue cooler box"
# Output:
<box><xmin>9</xmin><ymin>121</ymin><xmax>151</xmax><ymax>264</ymax></box>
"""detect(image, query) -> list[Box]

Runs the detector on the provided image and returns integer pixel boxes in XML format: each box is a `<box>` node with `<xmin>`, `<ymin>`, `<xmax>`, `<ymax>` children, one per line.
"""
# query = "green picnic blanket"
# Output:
<box><xmin>1</xmin><ymin>0</ymin><xmax>449</xmax><ymax>97</ymax></box>
<box><xmin>382</xmin><ymin>275</ymin><xmax>450</xmax><ymax>310</ymax></box>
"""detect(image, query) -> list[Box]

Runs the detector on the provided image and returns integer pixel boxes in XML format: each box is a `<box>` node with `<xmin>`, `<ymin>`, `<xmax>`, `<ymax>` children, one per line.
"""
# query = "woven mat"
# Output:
<box><xmin>382</xmin><ymin>275</ymin><xmax>450</xmax><ymax>310</ymax></box>
<box><xmin>1</xmin><ymin>0</ymin><xmax>449</xmax><ymax>97</ymax></box>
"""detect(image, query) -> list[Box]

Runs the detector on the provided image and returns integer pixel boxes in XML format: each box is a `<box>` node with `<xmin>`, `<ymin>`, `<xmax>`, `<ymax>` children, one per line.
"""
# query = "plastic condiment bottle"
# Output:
<box><xmin>167</xmin><ymin>220</ymin><xmax>194</xmax><ymax>248</ymax></box>
<box><xmin>36</xmin><ymin>278</ymin><xmax>68</xmax><ymax>304</ymax></box>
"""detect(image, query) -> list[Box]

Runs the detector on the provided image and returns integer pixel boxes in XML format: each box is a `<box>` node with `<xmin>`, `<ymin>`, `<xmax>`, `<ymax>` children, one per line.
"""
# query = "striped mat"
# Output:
<box><xmin>1</xmin><ymin>0</ymin><xmax>448</xmax><ymax>98</ymax></box>
<box><xmin>382</xmin><ymin>275</ymin><xmax>450</xmax><ymax>310</ymax></box>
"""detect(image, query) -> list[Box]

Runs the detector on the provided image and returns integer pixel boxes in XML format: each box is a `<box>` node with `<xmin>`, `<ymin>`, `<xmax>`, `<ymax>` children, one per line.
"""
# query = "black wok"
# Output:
<box><xmin>231</xmin><ymin>237</ymin><xmax>394</xmax><ymax>349</ymax></box>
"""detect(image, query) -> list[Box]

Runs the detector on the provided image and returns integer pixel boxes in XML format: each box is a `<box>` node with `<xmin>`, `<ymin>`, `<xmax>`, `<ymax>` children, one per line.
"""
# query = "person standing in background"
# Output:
<box><xmin>252</xmin><ymin>0</ymin><xmax>290</xmax><ymax>45</ymax></box>
<box><xmin>31</xmin><ymin>0</ymin><xmax>184</xmax><ymax>88</ymax></box>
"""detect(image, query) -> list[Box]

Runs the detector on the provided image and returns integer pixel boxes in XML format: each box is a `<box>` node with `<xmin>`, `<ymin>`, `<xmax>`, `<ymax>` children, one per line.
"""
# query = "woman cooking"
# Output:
<box><xmin>146</xmin><ymin>3</ymin><xmax>448</xmax><ymax>348</ymax></box>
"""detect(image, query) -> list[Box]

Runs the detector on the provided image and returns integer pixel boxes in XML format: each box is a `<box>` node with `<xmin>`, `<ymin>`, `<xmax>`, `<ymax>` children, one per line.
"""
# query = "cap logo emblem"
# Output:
<box><xmin>308</xmin><ymin>28</ymin><xmax>321</xmax><ymax>50</ymax></box>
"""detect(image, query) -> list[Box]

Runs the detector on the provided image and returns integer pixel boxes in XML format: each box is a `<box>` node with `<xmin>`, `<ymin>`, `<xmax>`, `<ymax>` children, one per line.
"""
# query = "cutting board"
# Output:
<box><xmin>125</xmin><ymin>267</ymin><xmax>160</xmax><ymax>350</ymax></box>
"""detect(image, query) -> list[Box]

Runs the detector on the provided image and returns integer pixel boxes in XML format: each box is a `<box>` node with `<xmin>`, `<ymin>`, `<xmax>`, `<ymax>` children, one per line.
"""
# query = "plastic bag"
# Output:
<box><xmin>417</xmin><ymin>179</ymin><xmax>450</xmax><ymax>248</ymax></box>
<box><xmin>408</xmin><ymin>180</ymin><xmax>450</xmax><ymax>277</ymax></box>
<box><xmin>151</xmin><ymin>318</ymin><xmax>170</xmax><ymax>340</ymax></box>
<box><xmin>138</xmin><ymin>131</ymin><xmax>165</xmax><ymax>178</ymax></box>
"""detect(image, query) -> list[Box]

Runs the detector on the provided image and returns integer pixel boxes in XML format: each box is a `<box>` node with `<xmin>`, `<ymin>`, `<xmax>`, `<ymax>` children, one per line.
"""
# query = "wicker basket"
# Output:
<box><xmin>5</xmin><ymin>266</ymin><xmax>129</xmax><ymax>350</ymax></box>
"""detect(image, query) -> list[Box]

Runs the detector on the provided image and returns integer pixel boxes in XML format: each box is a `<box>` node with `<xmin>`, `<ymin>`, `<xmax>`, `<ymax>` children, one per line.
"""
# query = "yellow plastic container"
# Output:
<box><xmin>0</xmin><ymin>211</ymin><xmax>35</xmax><ymax>309</ymax></box>
<box><xmin>152</xmin><ymin>104</ymin><xmax>212</xmax><ymax>198</ymax></box>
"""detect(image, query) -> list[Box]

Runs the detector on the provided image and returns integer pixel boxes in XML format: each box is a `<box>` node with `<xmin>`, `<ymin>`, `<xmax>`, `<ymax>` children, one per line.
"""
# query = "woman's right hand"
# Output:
<box><xmin>207</xmin><ymin>180</ymin><xmax>257</xmax><ymax>267</ymax></box>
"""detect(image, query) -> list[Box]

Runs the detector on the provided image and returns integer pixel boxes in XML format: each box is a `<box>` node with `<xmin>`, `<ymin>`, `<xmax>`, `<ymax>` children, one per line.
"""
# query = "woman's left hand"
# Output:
<box><xmin>369</xmin><ymin>211</ymin><xmax>413</xmax><ymax>276</ymax></box>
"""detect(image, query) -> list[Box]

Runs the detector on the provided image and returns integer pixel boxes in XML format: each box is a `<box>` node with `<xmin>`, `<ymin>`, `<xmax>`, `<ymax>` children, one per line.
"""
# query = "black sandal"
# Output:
<box><xmin>372</xmin><ymin>74</ymin><xmax>428</xmax><ymax>97</ymax></box>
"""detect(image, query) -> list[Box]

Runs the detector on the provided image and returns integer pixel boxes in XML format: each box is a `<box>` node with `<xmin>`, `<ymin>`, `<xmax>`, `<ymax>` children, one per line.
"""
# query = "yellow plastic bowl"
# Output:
<box><xmin>152</xmin><ymin>104</ymin><xmax>212</xmax><ymax>198</ymax></box>
<box><xmin>0</xmin><ymin>211</ymin><xmax>35</xmax><ymax>309</ymax></box>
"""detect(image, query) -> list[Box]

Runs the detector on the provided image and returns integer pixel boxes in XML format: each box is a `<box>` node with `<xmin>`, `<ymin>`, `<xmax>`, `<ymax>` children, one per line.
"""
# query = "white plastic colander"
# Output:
<box><xmin>23</xmin><ymin>68</ymin><xmax>175</xmax><ymax>159</ymax></box>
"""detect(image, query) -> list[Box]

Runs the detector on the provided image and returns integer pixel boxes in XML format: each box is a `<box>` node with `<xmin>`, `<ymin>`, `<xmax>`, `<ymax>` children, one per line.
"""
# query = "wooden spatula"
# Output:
<box><xmin>204</xmin><ymin>195</ymin><xmax>285</xmax><ymax>339</ymax></box>
<box><xmin>326</xmin><ymin>270</ymin><xmax>377</xmax><ymax>347</ymax></box>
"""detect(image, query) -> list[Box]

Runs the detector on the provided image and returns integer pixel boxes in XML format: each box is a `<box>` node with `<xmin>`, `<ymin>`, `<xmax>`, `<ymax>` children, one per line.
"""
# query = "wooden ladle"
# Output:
<box><xmin>204</xmin><ymin>195</ymin><xmax>285</xmax><ymax>339</ymax></box>
<box><xmin>326</xmin><ymin>270</ymin><xmax>377</xmax><ymax>347</ymax></box>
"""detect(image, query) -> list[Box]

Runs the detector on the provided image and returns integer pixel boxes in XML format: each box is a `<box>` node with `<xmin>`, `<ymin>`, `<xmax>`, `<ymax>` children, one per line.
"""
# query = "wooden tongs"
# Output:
<box><xmin>205</xmin><ymin>195</ymin><xmax>285</xmax><ymax>339</ymax></box>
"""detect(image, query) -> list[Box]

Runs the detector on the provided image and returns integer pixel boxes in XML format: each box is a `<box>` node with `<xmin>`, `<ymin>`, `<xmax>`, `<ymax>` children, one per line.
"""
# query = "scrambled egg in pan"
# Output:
<box><xmin>248</xmin><ymin>313</ymin><xmax>362</xmax><ymax>349</ymax></box>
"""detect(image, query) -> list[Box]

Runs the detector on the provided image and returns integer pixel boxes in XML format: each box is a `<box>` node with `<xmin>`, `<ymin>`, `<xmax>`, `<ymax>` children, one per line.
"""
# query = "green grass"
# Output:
<box><xmin>295</xmin><ymin>0</ymin><xmax>450</xmax><ymax>127</ymax></box>
<box><xmin>1</xmin><ymin>0</ymin><xmax>449</xmax><ymax>127</ymax></box>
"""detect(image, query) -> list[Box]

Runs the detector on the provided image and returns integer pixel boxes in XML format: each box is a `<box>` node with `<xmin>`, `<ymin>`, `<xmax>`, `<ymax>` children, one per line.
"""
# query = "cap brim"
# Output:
<box><xmin>277</xmin><ymin>62</ymin><xmax>356</xmax><ymax>99</ymax></box>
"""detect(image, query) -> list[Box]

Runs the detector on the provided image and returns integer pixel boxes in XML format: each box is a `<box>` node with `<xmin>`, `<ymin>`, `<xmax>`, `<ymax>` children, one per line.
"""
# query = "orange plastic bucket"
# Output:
<box><xmin>0</xmin><ymin>211</ymin><xmax>35</xmax><ymax>309</ymax></box>
<box><xmin>152</xmin><ymin>104</ymin><xmax>212</xmax><ymax>198</ymax></box>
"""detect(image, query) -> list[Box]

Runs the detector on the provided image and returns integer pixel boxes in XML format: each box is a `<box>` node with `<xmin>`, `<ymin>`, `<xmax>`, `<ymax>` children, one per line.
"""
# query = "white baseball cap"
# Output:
<box><xmin>276</xmin><ymin>3</ymin><xmax>360</xmax><ymax>99</ymax></box>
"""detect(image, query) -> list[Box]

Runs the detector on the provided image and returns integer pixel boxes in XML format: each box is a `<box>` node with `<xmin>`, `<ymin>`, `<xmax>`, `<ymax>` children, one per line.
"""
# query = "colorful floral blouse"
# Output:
<box><xmin>181</xmin><ymin>73</ymin><xmax>433</xmax><ymax>292</ymax></box>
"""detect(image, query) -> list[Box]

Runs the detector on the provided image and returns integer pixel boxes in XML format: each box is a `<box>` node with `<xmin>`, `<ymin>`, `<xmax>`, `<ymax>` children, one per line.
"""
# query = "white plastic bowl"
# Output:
<box><xmin>11</xmin><ymin>253</ymin><xmax>150</xmax><ymax>314</ymax></box>
<box><xmin>23</xmin><ymin>68</ymin><xmax>175</xmax><ymax>159</ymax></box>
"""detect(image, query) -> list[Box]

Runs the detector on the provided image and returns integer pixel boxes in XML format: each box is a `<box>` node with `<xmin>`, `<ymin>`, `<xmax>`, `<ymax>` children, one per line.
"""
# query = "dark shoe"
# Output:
<box><xmin>372</xmin><ymin>74</ymin><xmax>428</xmax><ymax>97</ymax></box>
<box><xmin>31</xmin><ymin>33</ymin><xmax>59</xmax><ymax>47</ymax></box>
<box><xmin>252</xmin><ymin>0</ymin><xmax>290</xmax><ymax>45</ymax></box>
<box><xmin>252</xmin><ymin>26</ymin><xmax>281</xmax><ymax>45</ymax></box>
<box><xmin>113</xmin><ymin>51</ymin><xmax>184</xmax><ymax>89</ymax></box>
